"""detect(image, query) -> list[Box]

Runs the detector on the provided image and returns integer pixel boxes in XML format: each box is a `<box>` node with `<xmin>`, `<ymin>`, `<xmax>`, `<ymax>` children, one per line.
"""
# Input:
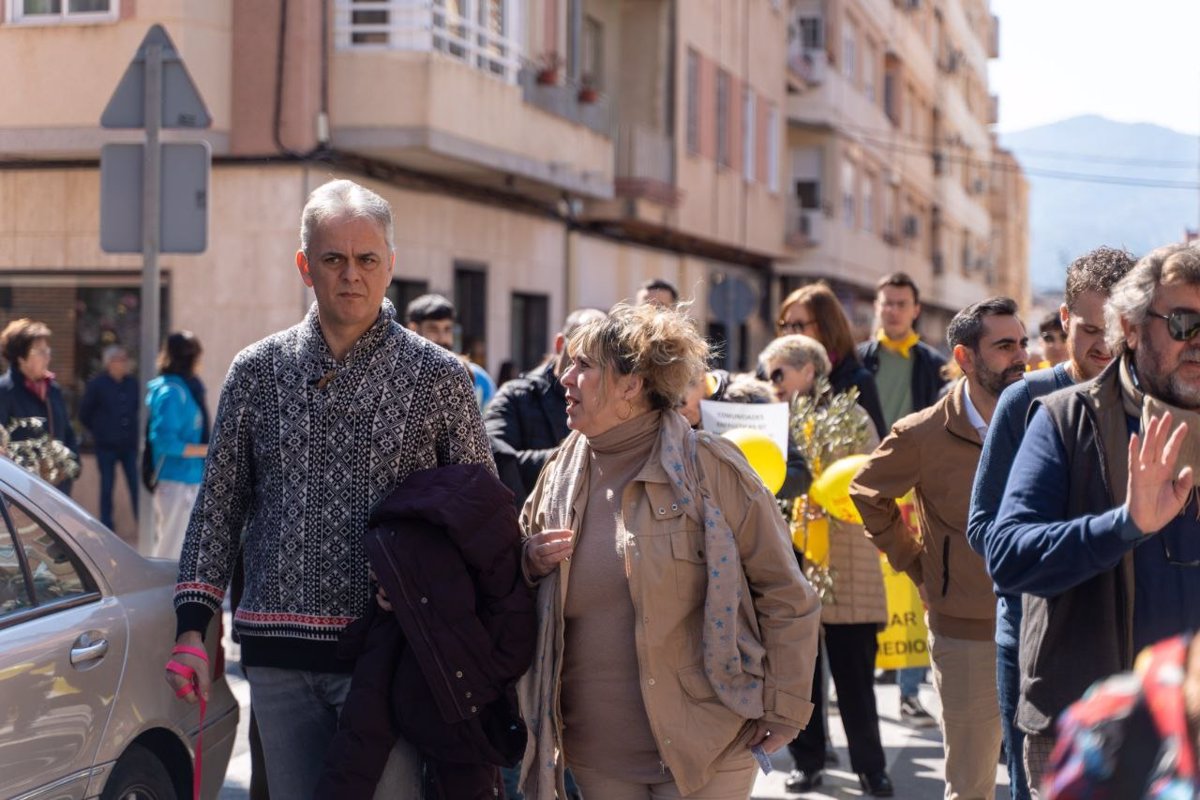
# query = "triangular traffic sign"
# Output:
<box><xmin>101</xmin><ymin>24</ymin><xmax>211</xmax><ymax>129</ymax></box>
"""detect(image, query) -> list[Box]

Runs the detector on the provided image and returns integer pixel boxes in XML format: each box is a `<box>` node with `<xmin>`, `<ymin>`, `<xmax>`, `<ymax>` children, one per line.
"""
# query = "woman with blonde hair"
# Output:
<box><xmin>758</xmin><ymin>334</ymin><xmax>893</xmax><ymax>796</ymax></box>
<box><xmin>776</xmin><ymin>283</ymin><xmax>886</xmax><ymax>437</ymax></box>
<box><xmin>519</xmin><ymin>303</ymin><xmax>821</xmax><ymax>800</ymax></box>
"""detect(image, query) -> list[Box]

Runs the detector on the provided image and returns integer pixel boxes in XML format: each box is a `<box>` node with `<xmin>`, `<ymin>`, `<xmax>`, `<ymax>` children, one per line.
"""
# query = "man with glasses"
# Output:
<box><xmin>857</xmin><ymin>272</ymin><xmax>947</xmax><ymax>726</ymax></box>
<box><xmin>990</xmin><ymin>243</ymin><xmax>1200</xmax><ymax>796</ymax></box>
<box><xmin>967</xmin><ymin>247</ymin><xmax>1135</xmax><ymax>800</ymax></box>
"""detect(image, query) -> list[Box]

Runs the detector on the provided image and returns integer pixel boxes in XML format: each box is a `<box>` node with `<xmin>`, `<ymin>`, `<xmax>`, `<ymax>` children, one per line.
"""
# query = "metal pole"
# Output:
<box><xmin>137</xmin><ymin>44</ymin><xmax>163</xmax><ymax>556</ymax></box>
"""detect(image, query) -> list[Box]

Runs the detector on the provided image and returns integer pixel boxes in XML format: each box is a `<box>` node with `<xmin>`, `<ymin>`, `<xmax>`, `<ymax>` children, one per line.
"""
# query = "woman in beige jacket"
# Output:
<box><xmin>759</xmin><ymin>334</ymin><xmax>893</xmax><ymax>797</ymax></box>
<box><xmin>518</xmin><ymin>303</ymin><xmax>821</xmax><ymax>800</ymax></box>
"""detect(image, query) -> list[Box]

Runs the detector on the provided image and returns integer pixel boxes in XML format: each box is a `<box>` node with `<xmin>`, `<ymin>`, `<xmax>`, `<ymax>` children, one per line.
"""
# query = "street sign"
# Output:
<box><xmin>100</xmin><ymin>142</ymin><xmax>210</xmax><ymax>253</ymax></box>
<box><xmin>101</xmin><ymin>24</ymin><xmax>211</xmax><ymax>130</ymax></box>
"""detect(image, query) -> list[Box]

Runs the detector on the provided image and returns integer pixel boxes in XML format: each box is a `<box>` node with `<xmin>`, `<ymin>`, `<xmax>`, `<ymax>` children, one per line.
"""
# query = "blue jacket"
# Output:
<box><xmin>0</xmin><ymin>366</ymin><xmax>78</xmax><ymax>458</ymax></box>
<box><xmin>79</xmin><ymin>372</ymin><xmax>139</xmax><ymax>451</ymax></box>
<box><xmin>146</xmin><ymin>374</ymin><xmax>206</xmax><ymax>485</ymax></box>
<box><xmin>966</xmin><ymin>363</ymin><xmax>1072</xmax><ymax>650</ymax></box>
<box><xmin>990</xmin><ymin>358</ymin><xmax>1200</xmax><ymax>734</ymax></box>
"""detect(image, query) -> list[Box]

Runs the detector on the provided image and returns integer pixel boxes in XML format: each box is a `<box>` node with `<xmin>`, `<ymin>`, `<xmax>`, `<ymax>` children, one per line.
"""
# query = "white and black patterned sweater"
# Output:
<box><xmin>174</xmin><ymin>300</ymin><xmax>495</xmax><ymax>672</ymax></box>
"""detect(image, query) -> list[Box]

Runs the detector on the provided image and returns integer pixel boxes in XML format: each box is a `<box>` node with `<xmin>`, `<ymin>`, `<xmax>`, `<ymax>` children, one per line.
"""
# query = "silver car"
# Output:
<box><xmin>0</xmin><ymin>458</ymin><xmax>238</xmax><ymax>800</ymax></box>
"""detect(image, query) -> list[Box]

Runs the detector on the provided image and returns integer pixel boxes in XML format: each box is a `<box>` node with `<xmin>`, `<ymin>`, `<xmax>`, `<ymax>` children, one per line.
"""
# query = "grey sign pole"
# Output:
<box><xmin>137</xmin><ymin>45</ymin><xmax>162</xmax><ymax>557</ymax></box>
<box><xmin>101</xmin><ymin>24</ymin><xmax>211</xmax><ymax>556</ymax></box>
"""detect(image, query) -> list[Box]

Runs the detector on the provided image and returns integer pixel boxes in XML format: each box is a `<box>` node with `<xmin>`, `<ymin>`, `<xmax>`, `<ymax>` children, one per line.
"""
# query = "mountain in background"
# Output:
<box><xmin>1000</xmin><ymin>115</ymin><xmax>1200</xmax><ymax>293</ymax></box>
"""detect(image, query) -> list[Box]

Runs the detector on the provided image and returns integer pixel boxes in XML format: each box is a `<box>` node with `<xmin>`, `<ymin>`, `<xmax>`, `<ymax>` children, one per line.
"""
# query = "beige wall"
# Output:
<box><xmin>329</xmin><ymin>51</ymin><xmax>613</xmax><ymax>187</ymax></box>
<box><xmin>674</xmin><ymin>0</ymin><xmax>787</xmax><ymax>257</ymax></box>
<box><xmin>0</xmin><ymin>0</ymin><xmax>233</xmax><ymax>152</ymax></box>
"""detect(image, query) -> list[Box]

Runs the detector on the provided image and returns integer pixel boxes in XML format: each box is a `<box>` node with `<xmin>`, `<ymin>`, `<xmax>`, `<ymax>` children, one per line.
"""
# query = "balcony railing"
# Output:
<box><xmin>616</xmin><ymin>124</ymin><xmax>672</xmax><ymax>185</ymax></box>
<box><xmin>787</xmin><ymin>47</ymin><xmax>828</xmax><ymax>85</ymax></box>
<box><xmin>786</xmin><ymin>203</ymin><xmax>823</xmax><ymax>247</ymax></box>
<box><xmin>334</xmin><ymin>0</ymin><xmax>523</xmax><ymax>85</ymax></box>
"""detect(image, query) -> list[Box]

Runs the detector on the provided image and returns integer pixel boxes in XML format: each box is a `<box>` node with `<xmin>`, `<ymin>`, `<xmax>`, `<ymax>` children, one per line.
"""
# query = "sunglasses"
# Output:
<box><xmin>1148</xmin><ymin>310</ymin><xmax>1200</xmax><ymax>342</ymax></box>
<box><xmin>769</xmin><ymin>368</ymin><xmax>786</xmax><ymax>385</ymax></box>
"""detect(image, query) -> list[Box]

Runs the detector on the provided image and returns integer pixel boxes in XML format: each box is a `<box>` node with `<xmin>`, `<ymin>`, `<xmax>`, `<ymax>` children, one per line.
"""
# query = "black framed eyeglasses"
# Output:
<box><xmin>1161</xmin><ymin>535</ymin><xmax>1200</xmax><ymax>568</ymax></box>
<box><xmin>1147</xmin><ymin>310</ymin><xmax>1200</xmax><ymax>342</ymax></box>
<box><xmin>779</xmin><ymin>320</ymin><xmax>816</xmax><ymax>335</ymax></box>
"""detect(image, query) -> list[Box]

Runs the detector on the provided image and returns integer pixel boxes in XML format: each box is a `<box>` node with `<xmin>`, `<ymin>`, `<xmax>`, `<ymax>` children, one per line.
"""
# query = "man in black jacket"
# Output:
<box><xmin>485</xmin><ymin>308</ymin><xmax>605</xmax><ymax>508</ymax></box>
<box><xmin>79</xmin><ymin>345</ymin><xmax>138</xmax><ymax>531</ymax></box>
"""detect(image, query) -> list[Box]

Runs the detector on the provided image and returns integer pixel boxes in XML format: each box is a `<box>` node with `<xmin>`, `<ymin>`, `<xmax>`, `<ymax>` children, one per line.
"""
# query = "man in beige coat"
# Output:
<box><xmin>850</xmin><ymin>297</ymin><xmax>1028</xmax><ymax>800</ymax></box>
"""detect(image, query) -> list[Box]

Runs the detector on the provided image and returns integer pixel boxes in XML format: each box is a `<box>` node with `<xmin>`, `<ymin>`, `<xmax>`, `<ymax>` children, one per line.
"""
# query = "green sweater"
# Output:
<box><xmin>875</xmin><ymin>347</ymin><xmax>913</xmax><ymax>429</ymax></box>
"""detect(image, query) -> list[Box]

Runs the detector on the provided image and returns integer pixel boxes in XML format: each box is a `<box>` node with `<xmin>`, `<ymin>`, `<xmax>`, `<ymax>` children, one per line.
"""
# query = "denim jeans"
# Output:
<box><xmin>898</xmin><ymin>666</ymin><xmax>923</xmax><ymax>699</ymax></box>
<box><xmin>95</xmin><ymin>446</ymin><xmax>137</xmax><ymax>531</ymax></box>
<box><xmin>246</xmin><ymin>666</ymin><xmax>422</xmax><ymax>799</ymax></box>
<box><xmin>997</xmin><ymin>643</ymin><xmax>1029</xmax><ymax>800</ymax></box>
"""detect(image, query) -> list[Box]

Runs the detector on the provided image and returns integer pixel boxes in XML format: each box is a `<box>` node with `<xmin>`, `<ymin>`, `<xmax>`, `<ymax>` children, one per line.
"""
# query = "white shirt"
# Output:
<box><xmin>962</xmin><ymin>383</ymin><xmax>989</xmax><ymax>440</ymax></box>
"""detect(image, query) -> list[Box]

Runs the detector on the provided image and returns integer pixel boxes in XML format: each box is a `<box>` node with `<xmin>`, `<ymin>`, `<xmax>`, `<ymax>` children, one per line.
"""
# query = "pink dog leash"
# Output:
<box><xmin>166</xmin><ymin>644</ymin><xmax>208</xmax><ymax>800</ymax></box>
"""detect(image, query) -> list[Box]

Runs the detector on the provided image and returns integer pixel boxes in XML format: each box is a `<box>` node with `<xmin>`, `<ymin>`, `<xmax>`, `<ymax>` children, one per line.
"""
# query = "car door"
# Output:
<box><xmin>0</xmin><ymin>491</ymin><xmax>128</xmax><ymax>800</ymax></box>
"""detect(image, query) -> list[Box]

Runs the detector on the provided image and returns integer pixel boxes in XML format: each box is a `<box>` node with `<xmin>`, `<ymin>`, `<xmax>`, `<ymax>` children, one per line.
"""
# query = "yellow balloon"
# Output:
<box><xmin>793</xmin><ymin>512</ymin><xmax>830</xmax><ymax>566</ymax></box>
<box><xmin>809</xmin><ymin>454</ymin><xmax>869</xmax><ymax>523</ymax></box>
<box><xmin>722</xmin><ymin>428</ymin><xmax>786</xmax><ymax>495</ymax></box>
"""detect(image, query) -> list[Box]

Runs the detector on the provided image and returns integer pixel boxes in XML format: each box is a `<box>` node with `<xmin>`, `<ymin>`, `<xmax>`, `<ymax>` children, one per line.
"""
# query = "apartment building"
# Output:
<box><xmin>782</xmin><ymin>0</ymin><xmax>1030</xmax><ymax>343</ymax></box>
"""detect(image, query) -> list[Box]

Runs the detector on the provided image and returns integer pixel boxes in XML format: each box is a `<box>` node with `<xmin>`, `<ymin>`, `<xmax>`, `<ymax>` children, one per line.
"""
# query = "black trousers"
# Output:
<box><xmin>788</xmin><ymin>623</ymin><xmax>887</xmax><ymax>774</ymax></box>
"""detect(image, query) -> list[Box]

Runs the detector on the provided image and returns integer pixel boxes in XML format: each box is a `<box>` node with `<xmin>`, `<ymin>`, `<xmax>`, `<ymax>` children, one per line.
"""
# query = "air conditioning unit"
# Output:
<box><xmin>902</xmin><ymin>214</ymin><xmax>920</xmax><ymax>238</ymax></box>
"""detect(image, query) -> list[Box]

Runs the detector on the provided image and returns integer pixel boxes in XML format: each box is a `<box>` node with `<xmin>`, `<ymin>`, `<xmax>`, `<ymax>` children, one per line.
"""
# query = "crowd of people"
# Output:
<box><xmin>8</xmin><ymin>177</ymin><xmax>1200</xmax><ymax>799</ymax></box>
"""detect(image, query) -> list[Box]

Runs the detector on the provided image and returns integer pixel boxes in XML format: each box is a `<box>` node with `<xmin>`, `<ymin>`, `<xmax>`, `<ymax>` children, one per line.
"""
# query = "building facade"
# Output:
<box><xmin>782</xmin><ymin>0</ymin><xmax>1029</xmax><ymax>343</ymax></box>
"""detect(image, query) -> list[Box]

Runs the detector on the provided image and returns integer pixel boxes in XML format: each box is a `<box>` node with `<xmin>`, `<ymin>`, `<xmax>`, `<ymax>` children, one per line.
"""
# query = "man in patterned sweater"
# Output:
<box><xmin>163</xmin><ymin>179</ymin><xmax>494</xmax><ymax>798</ymax></box>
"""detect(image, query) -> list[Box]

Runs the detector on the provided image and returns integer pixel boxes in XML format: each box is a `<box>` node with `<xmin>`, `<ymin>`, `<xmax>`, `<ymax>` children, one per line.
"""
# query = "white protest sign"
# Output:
<box><xmin>699</xmin><ymin>400</ymin><xmax>791</xmax><ymax>457</ymax></box>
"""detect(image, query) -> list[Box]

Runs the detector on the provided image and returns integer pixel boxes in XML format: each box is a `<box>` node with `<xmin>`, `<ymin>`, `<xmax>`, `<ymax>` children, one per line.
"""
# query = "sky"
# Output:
<box><xmin>989</xmin><ymin>0</ymin><xmax>1200</xmax><ymax>135</ymax></box>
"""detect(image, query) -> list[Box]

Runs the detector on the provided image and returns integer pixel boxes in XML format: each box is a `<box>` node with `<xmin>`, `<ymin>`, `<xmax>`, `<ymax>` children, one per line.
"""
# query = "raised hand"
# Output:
<box><xmin>1127</xmin><ymin>411</ymin><xmax>1194</xmax><ymax>535</ymax></box>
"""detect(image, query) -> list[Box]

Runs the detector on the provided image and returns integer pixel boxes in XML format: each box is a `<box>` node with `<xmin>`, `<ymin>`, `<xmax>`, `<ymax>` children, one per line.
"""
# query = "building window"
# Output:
<box><xmin>841</xmin><ymin>160</ymin><xmax>856</xmax><ymax>229</ymax></box>
<box><xmin>686</xmin><ymin>49</ymin><xmax>700</xmax><ymax>155</ymax></box>
<box><xmin>863</xmin><ymin>41</ymin><xmax>877</xmax><ymax>103</ymax></box>
<box><xmin>510</xmin><ymin>293</ymin><xmax>550</xmax><ymax>373</ymax></box>
<box><xmin>453</xmin><ymin>264</ymin><xmax>488</xmax><ymax>357</ymax></box>
<box><xmin>11</xmin><ymin>0</ymin><xmax>116</xmax><ymax>22</ymax></box>
<box><xmin>842</xmin><ymin>18</ymin><xmax>857</xmax><ymax>83</ymax></box>
<box><xmin>582</xmin><ymin>15</ymin><xmax>604</xmax><ymax>91</ymax></box>
<box><xmin>716</xmin><ymin>69</ymin><xmax>731</xmax><ymax>168</ymax></box>
<box><xmin>767</xmin><ymin>104</ymin><xmax>780</xmax><ymax>192</ymax></box>
<box><xmin>386</xmin><ymin>279</ymin><xmax>430</xmax><ymax>317</ymax></box>
<box><xmin>743</xmin><ymin>89</ymin><xmax>756</xmax><ymax>182</ymax></box>
<box><xmin>862</xmin><ymin>172</ymin><xmax>875</xmax><ymax>233</ymax></box>
<box><xmin>0</xmin><ymin>273</ymin><xmax>167</xmax><ymax>437</ymax></box>
<box><xmin>799</xmin><ymin>17</ymin><xmax>823</xmax><ymax>50</ymax></box>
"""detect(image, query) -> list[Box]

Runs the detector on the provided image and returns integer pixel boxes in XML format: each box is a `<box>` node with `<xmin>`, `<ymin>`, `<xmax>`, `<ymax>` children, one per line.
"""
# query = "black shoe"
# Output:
<box><xmin>784</xmin><ymin>769</ymin><xmax>823</xmax><ymax>793</ymax></box>
<box><xmin>858</xmin><ymin>770</ymin><xmax>895</xmax><ymax>797</ymax></box>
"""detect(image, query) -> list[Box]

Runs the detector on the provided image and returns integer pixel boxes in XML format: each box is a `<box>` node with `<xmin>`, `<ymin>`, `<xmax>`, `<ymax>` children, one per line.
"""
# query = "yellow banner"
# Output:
<box><xmin>875</xmin><ymin>492</ymin><xmax>929</xmax><ymax>669</ymax></box>
<box><xmin>875</xmin><ymin>555</ymin><xmax>930</xmax><ymax>669</ymax></box>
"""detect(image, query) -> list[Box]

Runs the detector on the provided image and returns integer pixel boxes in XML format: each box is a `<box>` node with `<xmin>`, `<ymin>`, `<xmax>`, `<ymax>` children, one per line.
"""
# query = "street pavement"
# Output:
<box><xmin>218</xmin><ymin>617</ymin><xmax>1011</xmax><ymax>799</ymax></box>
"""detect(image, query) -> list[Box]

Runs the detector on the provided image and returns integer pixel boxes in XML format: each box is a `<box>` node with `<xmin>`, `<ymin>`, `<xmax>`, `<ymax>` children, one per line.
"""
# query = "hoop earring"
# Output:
<box><xmin>617</xmin><ymin>400</ymin><xmax>633</xmax><ymax>421</ymax></box>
